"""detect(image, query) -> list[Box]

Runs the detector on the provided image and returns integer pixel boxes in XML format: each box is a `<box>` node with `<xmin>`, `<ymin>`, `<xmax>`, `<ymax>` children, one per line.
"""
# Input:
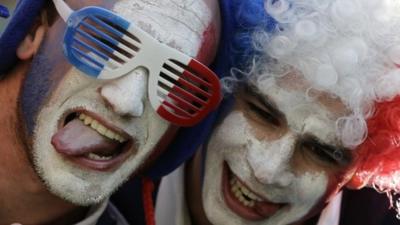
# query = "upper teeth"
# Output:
<box><xmin>230</xmin><ymin>177</ymin><xmax>263</xmax><ymax>207</ymax></box>
<box><xmin>78</xmin><ymin>113</ymin><xmax>126</xmax><ymax>143</ymax></box>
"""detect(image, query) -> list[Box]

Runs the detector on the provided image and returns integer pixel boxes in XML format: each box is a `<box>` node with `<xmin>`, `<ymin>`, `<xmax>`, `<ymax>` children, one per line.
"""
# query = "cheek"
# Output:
<box><xmin>19</xmin><ymin>22</ymin><xmax>71</xmax><ymax>135</ymax></box>
<box><xmin>302</xmin><ymin>170</ymin><xmax>347</xmax><ymax>220</ymax></box>
<box><xmin>215</xmin><ymin>111</ymin><xmax>250</xmax><ymax>148</ymax></box>
<box><xmin>323</xmin><ymin>170</ymin><xmax>349</xmax><ymax>200</ymax></box>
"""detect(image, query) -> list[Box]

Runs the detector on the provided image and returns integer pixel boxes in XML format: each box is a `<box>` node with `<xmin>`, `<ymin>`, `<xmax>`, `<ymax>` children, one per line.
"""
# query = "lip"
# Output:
<box><xmin>66</xmin><ymin>142</ymin><xmax>134</xmax><ymax>172</ymax></box>
<box><xmin>222</xmin><ymin>162</ymin><xmax>287</xmax><ymax>221</ymax></box>
<box><xmin>54</xmin><ymin>109</ymin><xmax>136</xmax><ymax>172</ymax></box>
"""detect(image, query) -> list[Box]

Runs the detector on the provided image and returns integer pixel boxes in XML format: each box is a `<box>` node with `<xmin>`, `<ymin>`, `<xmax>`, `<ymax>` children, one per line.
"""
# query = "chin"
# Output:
<box><xmin>202</xmin><ymin>159</ymin><xmax>290</xmax><ymax>225</ymax></box>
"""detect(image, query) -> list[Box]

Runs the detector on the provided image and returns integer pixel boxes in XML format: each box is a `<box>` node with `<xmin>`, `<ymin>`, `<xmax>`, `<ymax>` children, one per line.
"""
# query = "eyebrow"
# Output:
<box><xmin>243</xmin><ymin>84</ymin><xmax>286</xmax><ymax>120</ymax></box>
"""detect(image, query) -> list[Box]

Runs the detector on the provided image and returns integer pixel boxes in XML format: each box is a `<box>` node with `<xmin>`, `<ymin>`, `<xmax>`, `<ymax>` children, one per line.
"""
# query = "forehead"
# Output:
<box><xmin>273</xmin><ymin>73</ymin><xmax>349</xmax><ymax>116</ymax></box>
<box><xmin>67</xmin><ymin>0</ymin><xmax>217</xmax><ymax>58</ymax></box>
<box><xmin>114</xmin><ymin>0</ymin><xmax>213</xmax><ymax>55</ymax></box>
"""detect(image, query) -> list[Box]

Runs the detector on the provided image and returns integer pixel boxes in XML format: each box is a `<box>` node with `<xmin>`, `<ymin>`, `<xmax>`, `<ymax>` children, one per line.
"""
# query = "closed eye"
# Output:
<box><xmin>240</xmin><ymin>85</ymin><xmax>284</xmax><ymax>127</ymax></box>
<box><xmin>299</xmin><ymin>138</ymin><xmax>352</xmax><ymax>167</ymax></box>
<box><xmin>246</xmin><ymin>100</ymin><xmax>281</xmax><ymax>127</ymax></box>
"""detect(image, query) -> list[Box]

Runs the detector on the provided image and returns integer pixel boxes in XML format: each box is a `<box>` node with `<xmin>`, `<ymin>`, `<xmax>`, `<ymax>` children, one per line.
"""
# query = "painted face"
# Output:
<box><xmin>18</xmin><ymin>0</ymin><xmax>220</xmax><ymax>205</ymax></box>
<box><xmin>202</xmin><ymin>76</ymin><xmax>354</xmax><ymax>225</ymax></box>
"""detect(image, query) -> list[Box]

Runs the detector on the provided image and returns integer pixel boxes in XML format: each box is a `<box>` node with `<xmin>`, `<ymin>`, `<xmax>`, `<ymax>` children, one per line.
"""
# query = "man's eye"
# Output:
<box><xmin>301</xmin><ymin>141</ymin><xmax>351</xmax><ymax>167</ymax></box>
<box><xmin>246</xmin><ymin>101</ymin><xmax>281</xmax><ymax>126</ymax></box>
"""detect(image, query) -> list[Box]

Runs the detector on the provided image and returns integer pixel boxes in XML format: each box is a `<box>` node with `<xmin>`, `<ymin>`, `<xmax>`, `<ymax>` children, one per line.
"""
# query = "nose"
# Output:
<box><xmin>99</xmin><ymin>67</ymin><xmax>147</xmax><ymax>117</ymax></box>
<box><xmin>247</xmin><ymin>133</ymin><xmax>296</xmax><ymax>187</ymax></box>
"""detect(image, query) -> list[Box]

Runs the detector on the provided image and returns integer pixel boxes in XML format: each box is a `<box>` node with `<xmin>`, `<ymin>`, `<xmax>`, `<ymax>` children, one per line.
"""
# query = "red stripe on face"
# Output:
<box><xmin>196</xmin><ymin>24</ymin><xmax>219</xmax><ymax>65</ymax></box>
<box><xmin>195</xmin><ymin>0</ymin><xmax>220</xmax><ymax>65</ymax></box>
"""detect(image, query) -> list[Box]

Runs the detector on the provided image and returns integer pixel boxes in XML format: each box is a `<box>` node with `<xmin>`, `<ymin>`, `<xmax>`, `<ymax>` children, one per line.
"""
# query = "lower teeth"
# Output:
<box><xmin>86</xmin><ymin>152</ymin><xmax>113</xmax><ymax>161</ymax></box>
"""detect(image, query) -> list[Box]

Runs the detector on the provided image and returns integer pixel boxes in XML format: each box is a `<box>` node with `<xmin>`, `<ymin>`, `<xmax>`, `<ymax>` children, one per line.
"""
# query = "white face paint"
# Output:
<box><xmin>30</xmin><ymin>0</ymin><xmax>219</xmax><ymax>205</ymax></box>
<box><xmin>202</xmin><ymin>81</ymin><xmax>352</xmax><ymax>225</ymax></box>
<box><xmin>114</xmin><ymin>0</ymin><xmax>212</xmax><ymax>58</ymax></box>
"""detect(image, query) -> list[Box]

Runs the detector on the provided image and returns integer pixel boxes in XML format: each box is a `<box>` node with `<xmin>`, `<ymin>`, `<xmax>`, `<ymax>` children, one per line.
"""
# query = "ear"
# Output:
<box><xmin>16</xmin><ymin>24</ymin><xmax>47</xmax><ymax>60</ymax></box>
<box><xmin>344</xmin><ymin>164</ymin><xmax>366</xmax><ymax>190</ymax></box>
<box><xmin>345</xmin><ymin>173</ymin><xmax>366</xmax><ymax>190</ymax></box>
<box><xmin>16</xmin><ymin>10</ymin><xmax>49</xmax><ymax>60</ymax></box>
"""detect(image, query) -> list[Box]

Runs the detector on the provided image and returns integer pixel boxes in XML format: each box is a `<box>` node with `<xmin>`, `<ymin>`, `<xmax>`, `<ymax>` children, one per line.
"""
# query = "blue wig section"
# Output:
<box><xmin>227</xmin><ymin>0</ymin><xmax>277</xmax><ymax>69</ymax></box>
<box><xmin>0</xmin><ymin>0</ymin><xmax>46</xmax><ymax>75</ymax></box>
<box><xmin>146</xmin><ymin>0</ymin><xmax>276</xmax><ymax>179</ymax></box>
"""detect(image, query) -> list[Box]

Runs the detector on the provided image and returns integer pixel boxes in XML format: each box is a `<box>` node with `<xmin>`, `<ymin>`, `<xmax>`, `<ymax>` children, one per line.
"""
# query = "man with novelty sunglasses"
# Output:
<box><xmin>0</xmin><ymin>0</ymin><xmax>220</xmax><ymax>224</ymax></box>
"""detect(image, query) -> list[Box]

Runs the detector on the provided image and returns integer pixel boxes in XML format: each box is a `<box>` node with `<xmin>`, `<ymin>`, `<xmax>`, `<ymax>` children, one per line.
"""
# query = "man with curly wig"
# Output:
<box><xmin>156</xmin><ymin>0</ymin><xmax>400</xmax><ymax>225</ymax></box>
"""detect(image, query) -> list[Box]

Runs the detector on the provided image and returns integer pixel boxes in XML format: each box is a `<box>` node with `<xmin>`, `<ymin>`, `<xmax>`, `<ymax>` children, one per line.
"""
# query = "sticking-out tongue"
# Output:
<box><xmin>51</xmin><ymin>119</ymin><xmax>123</xmax><ymax>157</ymax></box>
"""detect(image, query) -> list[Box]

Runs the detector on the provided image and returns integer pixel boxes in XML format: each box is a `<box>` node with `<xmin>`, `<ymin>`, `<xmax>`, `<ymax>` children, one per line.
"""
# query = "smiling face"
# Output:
<box><xmin>202</xmin><ymin>76</ymin><xmax>355</xmax><ymax>225</ymax></box>
<box><xmin>17</xmin><ymin>0</ymin><xmax>219</xmax><ymax>205</ymax></box>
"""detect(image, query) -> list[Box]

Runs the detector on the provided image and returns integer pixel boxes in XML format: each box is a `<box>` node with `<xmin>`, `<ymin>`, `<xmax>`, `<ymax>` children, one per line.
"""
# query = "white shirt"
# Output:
<box><xmin>156</xmin><ymin>166</ymin><xmax>191</xmax><ymax>225</ymax></box>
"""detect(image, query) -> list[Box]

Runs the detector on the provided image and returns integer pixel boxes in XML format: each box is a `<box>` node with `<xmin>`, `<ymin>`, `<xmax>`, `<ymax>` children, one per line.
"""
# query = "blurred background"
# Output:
<box><xmin>0</xmin><ymin>0</ymin><xmax>17</xmax><ymax>33</ymax></box>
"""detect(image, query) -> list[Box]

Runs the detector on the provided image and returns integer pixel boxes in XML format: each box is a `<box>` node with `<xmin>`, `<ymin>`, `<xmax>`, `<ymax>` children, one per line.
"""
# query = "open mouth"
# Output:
<box><xmin>51</xmin><ymin>110</ymin><xmax>135</xmax><ymax>171</ymax></box>
<box><xmin>222</xmin><ymin>163</ymin><xmax>287</xmax><ymax>221</ymax></box>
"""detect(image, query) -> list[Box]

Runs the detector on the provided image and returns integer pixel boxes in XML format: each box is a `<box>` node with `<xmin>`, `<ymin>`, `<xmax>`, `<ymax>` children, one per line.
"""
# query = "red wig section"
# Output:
<box><xmin>349</xmin><ymin>96</ymin><xmax>400</xmax><ymax>192</ymax></box>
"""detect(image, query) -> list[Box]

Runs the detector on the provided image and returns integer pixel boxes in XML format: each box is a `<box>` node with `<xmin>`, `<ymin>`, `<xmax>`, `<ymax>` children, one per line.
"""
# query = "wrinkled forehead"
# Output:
<box><xmin>274</xmin><ymin>73</ymin><xmax>349</xmax><ymax>116</ymax></box>
<box><xmin>68</xmin><ymin>0</ymin><xmax>219</xmax><ymax>62</ymax></box>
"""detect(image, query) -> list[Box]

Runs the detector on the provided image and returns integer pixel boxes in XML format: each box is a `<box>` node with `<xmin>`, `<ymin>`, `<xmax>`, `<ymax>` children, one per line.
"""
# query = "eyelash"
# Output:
<box><xmin>301</xmin><ymin>141</ymin><xmax>350</xmax><ymax>166</ymax></box>
<box><xmin>246</xmin><ymin>101</ymin><xmax>281</xmax><ymax>126</ymax></box>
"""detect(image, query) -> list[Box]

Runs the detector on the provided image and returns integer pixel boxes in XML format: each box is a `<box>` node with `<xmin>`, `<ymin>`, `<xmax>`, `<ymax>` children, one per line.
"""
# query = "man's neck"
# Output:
<box><xmin>0</xmin><ymin>189</ymin><xmax>89</xmax><ymax>225</ymax></box>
